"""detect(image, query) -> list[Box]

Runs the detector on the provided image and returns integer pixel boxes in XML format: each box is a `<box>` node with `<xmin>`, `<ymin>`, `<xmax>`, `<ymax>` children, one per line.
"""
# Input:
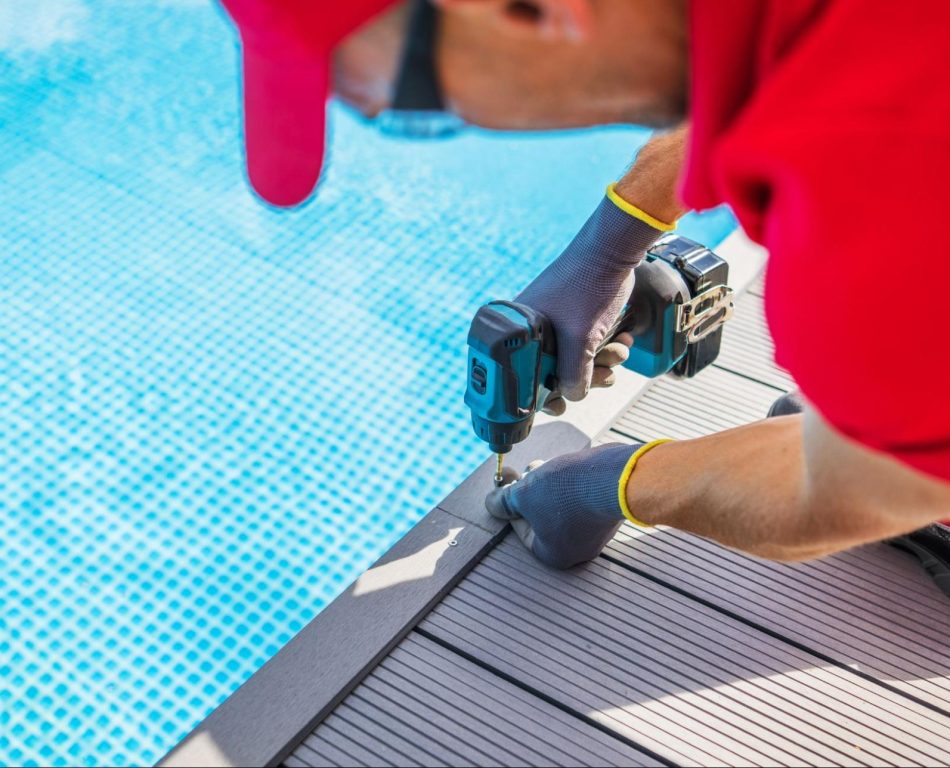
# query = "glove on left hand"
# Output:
<box><xmin>485</xmin><ymin>443</ymin><xmax>641</xmax><ymax>569</ymax></box>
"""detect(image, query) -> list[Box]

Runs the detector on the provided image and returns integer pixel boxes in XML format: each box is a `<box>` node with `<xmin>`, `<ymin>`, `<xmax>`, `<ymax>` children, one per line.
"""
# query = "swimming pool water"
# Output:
<box><xmin>0</xmin><ymin>2</ymin><xmax>735</xmax><ymax>766</ymax></box>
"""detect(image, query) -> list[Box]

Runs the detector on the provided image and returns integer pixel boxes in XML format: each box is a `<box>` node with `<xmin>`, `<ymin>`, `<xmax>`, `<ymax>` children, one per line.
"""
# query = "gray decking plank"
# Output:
<box><xmin>483</xmin><ymin>544</ymin><xmax>950</xmax><ymax>757</ymax></box>
<box><xmin>424</xmin><ymin>598</ymin><xmax>790</xmax><ymax>766</ymax></box>
<box><xmin>630</xmin><ymin>529</ymin><xmax>950</xmax><ymax>651</ymax></box>
<box><xmin>390</xmin><ymin>639</ymin><xmax>640</xmax><ymax>768</ymax></box>
<box><xmin>384</xmin><ymin>643</ymin><xmax>612</xmax><ymax>767</ymax></box>
<box><xmin>446</xmin><ymin>580</ymin><xmax>844</xmax><ymax>766</ymax></box>
<box><xmin>608</xmin><ymin>527</ymin><xmax>950</xmax><ymax>711</ymax></box>
<box><xmin>715</xmin><ymin>291</ymin><xmax>795</xmax><ymax>391</ymax></box>
<box><xmin>308</xmin><ymin>714</ymin><xmax>410</xmax><ymax>767</ymax></box>
<box><xmin>324</xmin><ymin>709</ymin><xmax>421</xmax><ymax>767</ymax></box>
<box><xmin>426</xmin><ymin>598</ymin><xmax>755</xmax><ymax>763</ymax></box>
<box><xmin>468</xmin><ymin>559</ymin><xmax>864</xmax><ymax>759</ymax></box>
<box><xmin>746</xmin><ymin>270</ymin><xmax>766</xmax><ymax>297</ymax></box>
<box><xmin>420</xmin><ymin>608</ymin><xmax>719</xmax><ymax>766</ymax></box>
<box><xmin>378</xmin><ymin>656</ymin><xmax>577</xmax><ymax>767</ymax></box>
<box><xmin>357</xmin><ymin>674</ymin><xmax>503</xmax><ymax>767</ymax></box>
<box><xmin>313</xmin><ymin>721</ymin><xmax>392</xmax><ymax>767</ymax></box>
<box><xmin>290</xmin><ymin>737</ymin><xmax>347</xmax><ymax>767</ymax></box>
<box><xmin>611</xmin><ymin>365</ymin><xmax>781</xmax><ymax>442</ymax></box>
<box><xmin>295</xmin><ymin>633</ymin><xmax>661</xmax><ymax>768</ymax></box>
<box><xmin>342</xmin><ymin>689</ymin><xmax>467</xmax><ymax>767</ymax></box>
<box><xmin>364</xmin><ymin>666</ymin><xmax>533</xmax><ymax>767</ymax></box>
<box><xmin>418</xmin><ymin>536</ymin><xmax>950</xmax><ymax>767</ymax></box>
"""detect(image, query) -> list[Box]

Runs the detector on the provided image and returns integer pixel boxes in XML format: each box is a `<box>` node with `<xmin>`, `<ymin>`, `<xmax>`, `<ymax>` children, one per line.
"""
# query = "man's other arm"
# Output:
<box><xmin>628</xmin><ymin>404</ymin><xmax>950</xmax><ymax>561</ymax></box>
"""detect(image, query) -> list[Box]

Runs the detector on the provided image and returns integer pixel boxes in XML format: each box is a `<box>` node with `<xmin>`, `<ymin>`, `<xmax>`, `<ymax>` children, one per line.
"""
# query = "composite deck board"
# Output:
<box><xmin>285</xmin><ymin>279</ymin><xmax>950</xmax><ymax>768</ymax></box>
<box><xmin>605</xmin><ymin>527</ymin><xmax>950</xmax><ymax>712</ymax></box>
<box><xmin>611</xmin><ymin>365</ymin><xmax>781</xmax><ymax>442</ymax></box>
<box><xmin>417</xmin><ymin>537</ymin><xmax>950</xmax><ymax>767</ymax></box>
<box><xmin>598</xmin><ymin>292</ymin><xmax>950</xmax><ymax>710</ymax></box>
<box><xmin>289</xmin><ymin>633</ymin><xmax>661</xmax><ymax>768</ymax></box>
<box><xmin>747</xmin><ymin>271</ymin><xmax>765</xmax><ymax>297</ymax></box>
<box><xmin>715</xmin><ymin>291</ymin><xmax>796</xmax><ymax>391</ymax></box>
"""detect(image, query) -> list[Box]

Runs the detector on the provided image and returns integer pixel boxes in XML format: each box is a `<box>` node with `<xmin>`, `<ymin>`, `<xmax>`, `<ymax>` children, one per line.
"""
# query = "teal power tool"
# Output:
<box><xmin>464</xmin><ymin>234</ymin><xmax>735</xmax><ymax>485</ymax></box>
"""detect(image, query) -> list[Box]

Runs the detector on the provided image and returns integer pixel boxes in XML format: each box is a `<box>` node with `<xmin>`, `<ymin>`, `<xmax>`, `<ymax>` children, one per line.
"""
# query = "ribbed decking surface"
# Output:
<box><xmin>285</xmin><ymin>632</ymin><xmax>662</xmax><ymax>768</ymax></box>
<box><xmin>288</xmin><ymin>282</ymin><xmax>950</xmax><ymax>767</ymax></box>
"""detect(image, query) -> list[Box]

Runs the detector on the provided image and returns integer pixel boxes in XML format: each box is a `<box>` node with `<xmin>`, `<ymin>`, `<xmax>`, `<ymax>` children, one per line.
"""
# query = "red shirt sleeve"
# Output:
<box><xmin>684</xmin><ymin>0</ymin><xmax>950</xmax><ymax>481</ymax></box>
<box><xmin>762</xmin><ymin>126</ymin><xmax>950</xmax><ymax>481</ymax></box>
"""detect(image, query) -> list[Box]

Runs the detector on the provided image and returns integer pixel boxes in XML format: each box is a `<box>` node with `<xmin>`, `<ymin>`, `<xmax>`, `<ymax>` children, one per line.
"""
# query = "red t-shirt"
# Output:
<box><xmin>682</xmin><ymin>0</ymin><xmax>950</xmax><ymax>483</ymax></box>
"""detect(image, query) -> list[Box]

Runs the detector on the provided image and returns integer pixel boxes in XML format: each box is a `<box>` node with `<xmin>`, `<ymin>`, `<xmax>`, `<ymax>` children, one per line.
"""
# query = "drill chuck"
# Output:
<box><xmin>470</xmin><ymin>415</ymin><xmax>525</xmax><ymax>455</ymax></box>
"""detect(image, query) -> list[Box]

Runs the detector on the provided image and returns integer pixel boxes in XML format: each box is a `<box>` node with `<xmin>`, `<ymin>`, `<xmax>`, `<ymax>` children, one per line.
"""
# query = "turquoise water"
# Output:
<box><xmin>0</xmin><ymin>2</ymin><xmax>735</xmax><ymax>765</ymax></box>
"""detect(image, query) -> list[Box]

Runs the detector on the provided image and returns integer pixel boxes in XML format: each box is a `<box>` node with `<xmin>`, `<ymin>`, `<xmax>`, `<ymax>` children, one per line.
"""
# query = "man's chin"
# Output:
<box><xmin>451</xmin><ymin>103</ymin><xmax>631</xmax><ymax>133</ymax></box>
<box><xmin>468</xmin><ymin>112</ymin><xmax>684</xmax><ymax>133</ymax></box>
<box><xmin>453</xmin><ymin>91</ymin><xmax>687</xmax><ymax>133</ymax></box>
<box><xmin>619</xmin><ymin>94</ymin><xmax>688</xmax><ymax>129</ymax></box>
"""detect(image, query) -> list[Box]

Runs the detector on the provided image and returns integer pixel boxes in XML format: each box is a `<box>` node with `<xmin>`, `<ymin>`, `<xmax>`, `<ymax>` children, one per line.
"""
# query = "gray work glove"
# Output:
<box><xmin>485</xmin><ymin>443</ymin><xmax>643</xmax><ymax>569</ymax></box>
<box><xmin>516</xmin><ymin>190</ymin><xmax>666</xmax><ymax>411</ymax></box>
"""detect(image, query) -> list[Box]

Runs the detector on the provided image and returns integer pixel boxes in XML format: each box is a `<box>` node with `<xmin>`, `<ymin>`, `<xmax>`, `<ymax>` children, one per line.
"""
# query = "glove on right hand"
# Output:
<box><xmin>516</xmin><ymin>189</ymin><xmax>667</xmax><ymax>405</ymax></box>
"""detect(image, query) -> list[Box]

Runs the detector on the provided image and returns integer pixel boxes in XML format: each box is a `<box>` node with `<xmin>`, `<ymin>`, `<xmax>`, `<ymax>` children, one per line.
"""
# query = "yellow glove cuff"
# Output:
<box><xmin>605</xmin><ymin>183</ymin><xmax>676</xmax><ymax>232</ymax></box>
<box><xmin>617</xmin><ymin>438</ymin><xmax>674</xmax><ymax>527</ymax></box>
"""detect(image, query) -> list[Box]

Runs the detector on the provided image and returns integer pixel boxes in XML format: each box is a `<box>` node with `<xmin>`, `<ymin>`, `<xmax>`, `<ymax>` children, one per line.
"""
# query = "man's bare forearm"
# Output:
<box><xmin>628</xmin><ymin>416</ymin><xmax>819</xmax><ymax>560</ymax></box>
<box><xmin>615</xmin><ymin>125</ymin><xmax>691</xmax><ymax>225</ymax></box>
<box><xmin>626</xmin><ymin>410</ymin><xmax>950</xmax><ymax>561</ymax></box>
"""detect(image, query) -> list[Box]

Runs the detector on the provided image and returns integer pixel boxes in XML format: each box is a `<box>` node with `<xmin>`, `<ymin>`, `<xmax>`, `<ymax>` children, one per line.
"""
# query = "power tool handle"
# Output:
<box><xmin>595</xmin><ymin>268</ymin><xmax>657</xmax><ymax>355</ymax></box>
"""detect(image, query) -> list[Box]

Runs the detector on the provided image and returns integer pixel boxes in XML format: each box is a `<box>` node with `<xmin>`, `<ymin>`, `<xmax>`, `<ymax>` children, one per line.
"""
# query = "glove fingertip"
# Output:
<box><xmin>486</xmin><ymin>486</ymin><xmax>519</xmax><ymax>520</ymax></box>
<box><xmin>511</xmin><ymin>518</ymin><xmax>536</xmax><ymax>551</ymax></box>
<box><xmin>558</xmin><ymin>350</ymin><xmax>594</xmax><ymax>402</ymax></box>
<box><xmin>594</xmin><ymin>341</ymin><xmax>630</xmax><ymax>368</ymax></box>
<box><xmin>590</xmin><ymin>367</ymin><xmax>616</xmax><ymax>389</ymax></box>
<box><xmin>499</xmin><ymin>465</ymin><xmax>521</xmax><ymax>485</ymax></box>
<box><xmin>560</xmin><ymin>380</ymin><xmax>591</xmax><ymax>402</ymax></box>
<box><xmin>613</xmin><ymin>331</ymin><xmax>634</xmax><ymax>348</ymax></box>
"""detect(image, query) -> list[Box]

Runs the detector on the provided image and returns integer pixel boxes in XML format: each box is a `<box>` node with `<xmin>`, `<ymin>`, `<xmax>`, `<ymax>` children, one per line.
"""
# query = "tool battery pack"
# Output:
<box><xmin>622</xmin><ymin>234</ymin><xmax>733</xmax><ymax>379</ymax></box>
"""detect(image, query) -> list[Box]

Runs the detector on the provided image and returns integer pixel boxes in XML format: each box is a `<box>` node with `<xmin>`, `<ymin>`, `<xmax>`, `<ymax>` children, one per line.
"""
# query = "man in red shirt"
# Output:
<box><xmin>220</xmin><ymin>0</ymin><xmax>950</xmax><ymax>582</ymax></box>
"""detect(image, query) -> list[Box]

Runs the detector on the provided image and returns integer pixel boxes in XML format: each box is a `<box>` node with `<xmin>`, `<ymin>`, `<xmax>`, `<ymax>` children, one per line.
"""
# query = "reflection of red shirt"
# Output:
<box><xmin>682</xmin><ymin>0</ymin><xmax>950</xmax><ymax>483</ymax></box>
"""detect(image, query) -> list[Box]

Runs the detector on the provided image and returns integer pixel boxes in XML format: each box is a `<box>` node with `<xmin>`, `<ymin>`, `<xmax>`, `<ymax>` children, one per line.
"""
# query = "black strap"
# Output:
<box><xmin>390</xmin><ymin>0</ymin><xmax>444</xmax><ymax>111</ymax></box>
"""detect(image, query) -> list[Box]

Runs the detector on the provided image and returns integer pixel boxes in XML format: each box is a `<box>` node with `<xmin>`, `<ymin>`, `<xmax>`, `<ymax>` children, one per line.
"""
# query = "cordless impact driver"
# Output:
<box><xmin>464</xmin><ymin>234</ymin><xmax>735</xmax><ymax>485</ymax></box>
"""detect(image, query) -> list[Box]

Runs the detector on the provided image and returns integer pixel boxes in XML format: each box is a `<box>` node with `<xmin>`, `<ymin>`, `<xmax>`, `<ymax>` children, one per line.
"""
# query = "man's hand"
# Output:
<box><xmin>539</xmin><ymin>336</ymin><xmax>636</xmax><ymax>417</ymax></box>
<box><xmin>489</xmin><ymin>393</ymin><xmax>950</xmax><ymax>568</ymax></box>
<box><xmin>485</xmin><ymin>443</ymin><xmax>640</xmax><ymax>569</ymax></box>
<box><xmin>517</xmin><ymin>127</ymin><xmax>689</xmax><ymax>410</ymax></box>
